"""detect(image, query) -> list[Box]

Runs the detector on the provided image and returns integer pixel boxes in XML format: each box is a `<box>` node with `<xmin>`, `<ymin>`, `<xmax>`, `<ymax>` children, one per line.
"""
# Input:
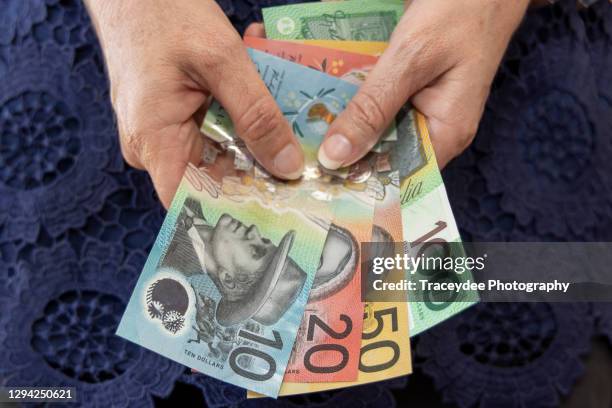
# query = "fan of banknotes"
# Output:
<box><xmin>117</xmin><ymin>0</ymin><xmax>476</xmax><ymax>399</ymax></box>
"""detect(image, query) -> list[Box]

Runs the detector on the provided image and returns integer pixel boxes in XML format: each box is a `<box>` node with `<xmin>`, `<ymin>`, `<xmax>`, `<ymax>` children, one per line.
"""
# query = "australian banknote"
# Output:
<box><xmin>242</xmin><ymin>39</ymin><xmax>412</xmax><ymax>397</ymax></box>
<box><xmin>262</xmin><ymin>0</ymin><xmax>404</xmax><ymax>41</ymax></box>
<box><xmin>242</xmin><ymin>40</ymin><xmax>408</xmax><ymax>383</ymax></box>
<box><xmin>202</xmin><ymin>49</ymin><xmax>381</xmax><ymax>382</ymax></box>
<box><xmin>117</xmin><ymin>155</ymin><xmax>336</xmax><ymax>397</ymax></box>
<box><xmin>245</xmin><ymin>37</ymin><xmax>399</xmax><ymax>144</ymax></box>
<box><xmin>244</xmin><ymin>36</ymin><xmax>378</xmax><ymax>78</ymax></box>
<box><xmin>255</xmin><ymin>26</ymin><xmax>478</xmax><ymax>335</ymax></box>
<box><xmin>399</xmin><ymin>112</ymin><xmax>478</xmax><ymax>335</ymax></box>
<box><xmin>300</xmin><ymin>39</ymin><xmax>388</xmax><ymax>56</ymax></box>
<box><xmin>249</xmin><ymin>302</ymin><xmax>411</xmax><ymax>398</ymax></box>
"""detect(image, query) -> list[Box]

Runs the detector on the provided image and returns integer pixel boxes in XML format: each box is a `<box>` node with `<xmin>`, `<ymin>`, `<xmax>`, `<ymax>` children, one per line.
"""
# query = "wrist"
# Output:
<box><xmin>84</xmin><ymin>1</ymin><xmax>135</xmax><ymax>50</ymax></box>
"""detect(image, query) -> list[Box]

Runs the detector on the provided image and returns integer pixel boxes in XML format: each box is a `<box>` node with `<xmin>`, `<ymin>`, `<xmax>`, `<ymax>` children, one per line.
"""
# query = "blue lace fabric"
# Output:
<box><xmin>0</xmin><ymin>1</ymin><xmax>183</xmax><ymax>406</ymax></box>
<box><xmin>416</xmin><ymin>304</ymin><xmax>594</xmax><ymax>408</ymax></box>
<box><xmin>0</xmin><ymin>1</ymin><xmax>610</xmax><ymax>408</ymax></box>
<box><xmin>180</xmin><ymin>369</ymin><xmax>406</xmax><ymax>408</ymax></box>
<box><xmin>593</xmin><ymin>303</ymin><xmax>612</xmax><ymax>348</ymax></box>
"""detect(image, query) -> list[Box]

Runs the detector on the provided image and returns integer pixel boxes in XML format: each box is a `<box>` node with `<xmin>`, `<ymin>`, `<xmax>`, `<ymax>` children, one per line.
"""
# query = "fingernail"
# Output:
<box><xmin>318</xmin><ymin>134</ymin><xmax>352</xmax><ymax>170</ymax></box>
<box><xmin>273</xmin><ymin>144</ymin><xmax>304</xmax><ymax>179</ymax></box>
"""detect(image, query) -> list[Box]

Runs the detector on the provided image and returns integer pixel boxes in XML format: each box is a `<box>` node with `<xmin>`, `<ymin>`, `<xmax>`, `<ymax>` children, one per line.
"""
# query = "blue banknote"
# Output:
<box><xmin>203</xmin><ymin>48</ymin><xmax>361</xmax><ymax>177</ymax></box>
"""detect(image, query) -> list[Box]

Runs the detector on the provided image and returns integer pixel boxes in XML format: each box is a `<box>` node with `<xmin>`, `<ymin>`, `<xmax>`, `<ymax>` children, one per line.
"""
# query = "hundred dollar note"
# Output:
<box><xmin>399</xmin><ymin>113</ymin><xmax>478</xmax><ymax>335</ymax></box>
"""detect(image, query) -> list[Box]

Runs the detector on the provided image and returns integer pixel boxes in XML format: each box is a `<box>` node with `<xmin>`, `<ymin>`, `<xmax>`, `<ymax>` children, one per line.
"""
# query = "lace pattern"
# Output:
<box><xmin>417</xmin><ymin>304</ymin><xmax>594</xmax><ymax>408</ymax></box>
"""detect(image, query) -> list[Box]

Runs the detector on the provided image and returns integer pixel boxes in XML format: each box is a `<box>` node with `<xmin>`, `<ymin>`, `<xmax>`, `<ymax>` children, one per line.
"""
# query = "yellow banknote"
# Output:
<box><xmin>298</xmin><ymin>40</ymin><xmax>388</xmax><ymax>56</ymax></box>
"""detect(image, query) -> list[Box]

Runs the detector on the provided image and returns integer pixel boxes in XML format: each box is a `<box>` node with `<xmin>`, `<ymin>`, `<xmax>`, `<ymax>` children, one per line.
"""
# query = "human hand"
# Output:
<box><xmin>304</xmin><ymin>0</ymin><xmax>529</xmax><ymax>169</ymax></box>
<box><xmin>85</xmin><ymin>0</ymin><xmax>304</xmax><ymax>208</ymax></box>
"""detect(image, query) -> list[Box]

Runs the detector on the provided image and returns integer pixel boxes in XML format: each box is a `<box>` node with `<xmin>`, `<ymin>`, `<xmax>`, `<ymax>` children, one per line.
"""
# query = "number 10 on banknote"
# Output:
<box><xmin>117</xmin><ymin>163</ymin><xmax>333</xmax><ymax>398</ymax></box>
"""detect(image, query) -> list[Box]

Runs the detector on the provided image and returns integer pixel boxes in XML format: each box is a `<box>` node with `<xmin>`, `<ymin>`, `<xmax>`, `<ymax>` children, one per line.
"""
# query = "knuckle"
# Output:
<box><xmin>125</xmin><ymin>127</ymin><xmax>145</xmax><ymax>156</ymax></box>
<box><xmin>391</xmin><ymin>30</ymin><xmax>448</xmax><ymax>81</ymax></box>
<box><xmin>391</xmin><ymin>34</ymin><xmax>422</xmax><ymax>63</ymax></box>
<box><xmin>201</xmin><ymin>42</ymin><xmax>233</xmax><ymax>68</ymax></box>
<box><xmin>184</xmin><ymin>35</ymin><xmax>242</xmax><ymax>81</ymax></box>
<box><xmin>348</xmin><ymin>89</ymin><xmax>387</xmax><ymax>138</ymax></box>
<box><xmin>395</xmin><ymin>32</ymin><xmax>431</xmax><ymax>63</ymax></box>
<box><xmin>119</xmin><ymin>142</ymin><xmax>141</xmax><ymax>169</ymax></box>
<box><xmin>111</xmin><ymin>86</ymin><xmax>153</xmax><ymax>170</ymax></box>
<box><xmin>467</xmin><ymin>122</ymin><xmax>479</xmax><ymax>142</ymax></box>
<box><xmin>110</xmin><ymin>92</ymin><xmax>137</xmax><ymax>167</ymax></box>
<box><xmin>456</xmin><ymin>121</ymin><xmax>478</xmax><ymax>151</ymax></box>
<box><xmin>119</xmin><ymin>120</ymin><xmax>148</xmax><ymax>169</ymax></box>
<box><xmin>235</xmin><ymin>98</ymin><xmax>285</xmax><ymax>145</ymax></box>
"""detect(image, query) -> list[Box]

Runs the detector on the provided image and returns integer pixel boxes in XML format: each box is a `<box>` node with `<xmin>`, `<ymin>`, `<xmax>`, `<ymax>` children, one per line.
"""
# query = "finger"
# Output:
<box><xmin>411</xmin><ymin>66</ymin><xmax>488</xmax><ymax>168</ymax></box>
<box><xmin>422</xmin><ymin>117</ymin><xmax>461</xmax><ymax>168</ymax></box>
<box><xmin>318</xmin><ymin>14</ymin><xmax>454</xmax><ymax>170</ymax></box>
<box><xmin>244</xmin><ymin>23</ymin><xmax>266</xmax><ymax>38</ymax></box>
<box><xmin>119</xmin><ymin>134</ymin><xmax>146</xmax><ymax>170</ymax></box>
<box><xmin>193</xmin><ymin>94</ymin><xmax>211</xmax><ymax>126</ymax></box>
<box><xmin>189</xmin><ymin>35</ymin><xmax>303</xmax><ymax>179</ymax></box>
<box><xmin>139</xmin><ymin>119</ymin><xmax>205</xmax><ymax>208</ymax></box>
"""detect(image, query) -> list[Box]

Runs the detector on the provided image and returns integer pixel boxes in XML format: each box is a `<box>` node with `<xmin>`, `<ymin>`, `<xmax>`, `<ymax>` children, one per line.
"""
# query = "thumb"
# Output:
<box><xmin>318</xmin><ymin>25</ymin><xmax>451</xmax><ymax>170</ymax></box>
<box><xmin>195</xmin><ymin>43</ymin><xmax>304</xmax><ymax>179</ymax></box>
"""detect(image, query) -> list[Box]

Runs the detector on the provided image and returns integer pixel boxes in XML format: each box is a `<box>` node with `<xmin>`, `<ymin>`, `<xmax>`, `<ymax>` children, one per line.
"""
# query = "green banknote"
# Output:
<box><xmin>395</xmin><ymin>109</ymin><xmax>477</xmax><ymax>336</ymax></box>
<box><xmin>263</xmin><ymin>0</ymin><xmax>404</xmax><ymax>41</ymax></box>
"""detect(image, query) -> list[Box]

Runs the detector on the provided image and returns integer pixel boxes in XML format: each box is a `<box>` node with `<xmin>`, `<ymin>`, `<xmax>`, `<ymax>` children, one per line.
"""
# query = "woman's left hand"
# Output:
<box><xmin>303</xmin><ymin>0</ymin><xmax>530</xmax><ymax>169</ymax></box>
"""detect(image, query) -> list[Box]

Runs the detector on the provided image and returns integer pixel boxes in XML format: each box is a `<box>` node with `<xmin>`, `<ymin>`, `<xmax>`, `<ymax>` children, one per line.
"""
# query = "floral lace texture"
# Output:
<box><xmin>0</xmin><ymin>0</ymin><xmax>120</xmax><ymax>244</ymax></box>
<box><xmin>1</xmin><ymin>1</ymin><xmax>610</xmax><ymax>408</ymax></box>
<box><xmin>417</xmin><ymin>303</ymin><xmax>594</xmax><ymax>408</ymax></box>
<box><xmin>0</xmin><ymin>241</ymin><xmax>183</xmax><ymax>407</ymax></box>
<box><xmin>179</xmin><ymin>369</ymin><xmax>406</xmax><ymax>408</ymax></box>
<box><xmin>593</xmin><ymin>303</ymin><xmax>612</xmax><ymax>347</ymax></box>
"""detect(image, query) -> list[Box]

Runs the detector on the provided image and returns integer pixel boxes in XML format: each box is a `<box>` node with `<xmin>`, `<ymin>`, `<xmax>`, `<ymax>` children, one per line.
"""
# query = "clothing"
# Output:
<box><xmin>0</xmin><ymin>1</ymin><xmax>610</xmax><ymax>407</ymax></box>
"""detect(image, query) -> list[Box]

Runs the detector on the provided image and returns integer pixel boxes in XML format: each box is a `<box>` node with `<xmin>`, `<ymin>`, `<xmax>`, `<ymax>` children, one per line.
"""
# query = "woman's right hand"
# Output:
<box><xmin>85</xmin><ymin>0</ymin><xmax>304</xmax><ymax>208</ymax></box>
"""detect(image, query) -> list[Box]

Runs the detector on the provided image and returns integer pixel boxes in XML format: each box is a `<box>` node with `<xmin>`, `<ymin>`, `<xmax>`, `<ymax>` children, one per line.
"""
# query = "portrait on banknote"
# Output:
<box><xmin>161</xmin><ymin>197</ymin><xmax>305</xmax><ymax>327</ymax></box>
<box><xmin>161</xmin><ymin>195</ymin><xmax>378</xmax><ymax>319</ymax></box>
